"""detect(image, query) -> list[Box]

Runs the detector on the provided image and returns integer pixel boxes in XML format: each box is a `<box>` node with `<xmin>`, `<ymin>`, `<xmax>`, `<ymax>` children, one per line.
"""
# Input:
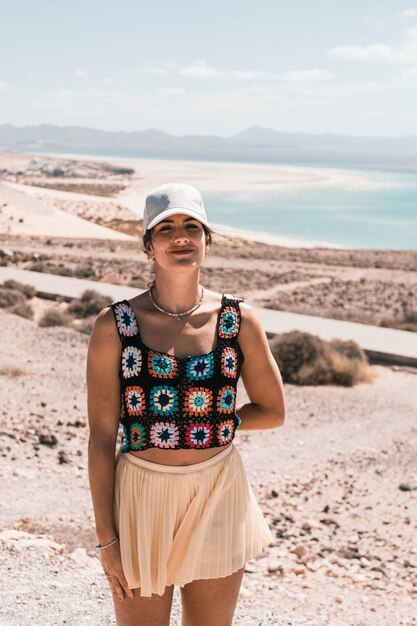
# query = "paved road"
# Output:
<box><xmin>1</xmin><ymin>267</ymin><xmax>416</xmax><ymax>366</ymax></box>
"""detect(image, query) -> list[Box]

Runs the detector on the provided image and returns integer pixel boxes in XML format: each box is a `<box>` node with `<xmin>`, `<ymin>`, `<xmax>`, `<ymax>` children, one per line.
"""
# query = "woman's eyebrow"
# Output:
<box><xmin>158</xmin><ymin>217</ymin><xmax>198</xmax><ymax>224</ymax></box>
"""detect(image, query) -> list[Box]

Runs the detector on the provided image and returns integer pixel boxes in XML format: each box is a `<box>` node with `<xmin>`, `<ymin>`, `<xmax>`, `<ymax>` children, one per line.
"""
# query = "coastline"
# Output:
<box><xmin>20</xmin><ymin>148</ymin><xmax>409</xmax><ymax>251</ymax></box>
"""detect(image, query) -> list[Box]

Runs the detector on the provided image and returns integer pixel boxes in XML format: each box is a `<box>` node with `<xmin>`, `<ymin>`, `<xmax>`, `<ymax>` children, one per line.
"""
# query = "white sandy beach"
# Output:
<box><xmin>0</xmin><ymin>181</ymin><xmax>135</xmax><ymax>240</ymax></box>
<box><xmin>22</xmin><ymin>149</ymin><xmax>395</xmax><ymax>248</ymax></box>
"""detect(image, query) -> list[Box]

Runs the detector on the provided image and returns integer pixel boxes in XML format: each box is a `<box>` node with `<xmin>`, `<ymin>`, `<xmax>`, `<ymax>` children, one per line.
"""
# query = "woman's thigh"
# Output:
<box><xmin>112</xmin><ymin>584</ymin><xmax>175</xmax><ymax>626</ymax></box>
<box><xmin>180</xmin><ymin>566</ymin><xmax>245</xmax><ymax>626</ymax></box>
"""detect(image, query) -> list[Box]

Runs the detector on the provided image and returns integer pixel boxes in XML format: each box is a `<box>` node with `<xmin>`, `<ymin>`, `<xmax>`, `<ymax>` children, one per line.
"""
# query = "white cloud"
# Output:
<box><xmin>179</xmin><ymin>63</ymin><xmax>226</xmax><ymax>79</ymax></box>
<box><xmin>330</xmin><ymin>43</ymin><xmax>393</xmax><ymax>61</ymax></box>
<box><xmin>178</xmin><ymin>61</ymin><xmax>333</xmax><ymax>83</ymax></box>
<box><xmin>0</xmin><ymin>81</ymin><xmax>12</xmax><ymax>95</ymax></box>
<box><xmin>73</xmin><ymin>69</ymin><xmax>88</xmax><ymax>79</ymax></box>
<box><xmin>282</xmin><ymin>69</ymin><xmax>333</xmax><ymax>81</ymax></box>
<box><xmin>329</xmin><ymin>27</ymin><xmax>417</xmax><ymax>65</ymax></box>
<box><xmin>400</xmin><ymin>9</ymin><xmax>417</xmax><ymax>17</ymax></box>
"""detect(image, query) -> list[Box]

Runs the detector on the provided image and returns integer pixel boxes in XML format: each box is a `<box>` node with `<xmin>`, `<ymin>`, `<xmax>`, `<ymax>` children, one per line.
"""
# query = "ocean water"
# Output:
<box><xmin>23</xmin><ymin>147</ymin><xmax>417</xmax><ymax>250</ymax></box>
<box><xmin>203</xmin><ymin>180</ymin><xmax>417</xmax><ymax>250</ymax></box>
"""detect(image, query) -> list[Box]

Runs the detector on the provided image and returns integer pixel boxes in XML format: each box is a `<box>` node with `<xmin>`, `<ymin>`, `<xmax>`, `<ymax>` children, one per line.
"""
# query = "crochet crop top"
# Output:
<box><xmin>110</xmin><ymin>293</ymin><xmax>245</xmax><ymax>452</ymax></box>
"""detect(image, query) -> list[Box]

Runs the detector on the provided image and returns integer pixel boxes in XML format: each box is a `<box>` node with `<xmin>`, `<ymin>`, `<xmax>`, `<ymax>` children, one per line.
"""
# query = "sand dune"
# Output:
<box><xmin>0</xmin><ymin>181</ymin><xmax>135</xmax><ymax>240</ymax></box>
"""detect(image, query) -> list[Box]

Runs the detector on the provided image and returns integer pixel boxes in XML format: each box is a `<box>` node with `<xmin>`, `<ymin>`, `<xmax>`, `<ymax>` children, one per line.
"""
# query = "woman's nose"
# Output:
<box><xmin>174</xmin><ymin>228</ymin><xmax>190</xmax><ymax>241</ymax></box>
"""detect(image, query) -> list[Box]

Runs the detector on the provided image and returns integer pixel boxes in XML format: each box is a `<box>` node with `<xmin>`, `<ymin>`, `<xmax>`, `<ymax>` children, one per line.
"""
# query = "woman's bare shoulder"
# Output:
<box><xmin>89</xmin><ymin>304</ymin><xmax>119</xmax><ymax>345</ymax></box>
<box><xmin>238</xmin><ymin>301</ymin><xmax>265</xmax><ymax>341</ymax></box>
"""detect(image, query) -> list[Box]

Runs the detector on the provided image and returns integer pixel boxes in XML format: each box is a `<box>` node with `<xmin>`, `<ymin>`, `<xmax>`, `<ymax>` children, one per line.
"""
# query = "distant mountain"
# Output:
<box><xmin>1</xmin><ymin>123</ymin><xmax>417</xmax><ymax>171</ymax></box>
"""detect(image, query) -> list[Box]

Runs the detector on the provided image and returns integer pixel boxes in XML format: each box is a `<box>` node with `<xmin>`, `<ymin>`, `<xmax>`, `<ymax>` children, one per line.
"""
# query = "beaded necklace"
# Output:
<box><xmin>148</xmin><ymin>286</ymin><xmax>205</xmax><ymax>323</ymax></box>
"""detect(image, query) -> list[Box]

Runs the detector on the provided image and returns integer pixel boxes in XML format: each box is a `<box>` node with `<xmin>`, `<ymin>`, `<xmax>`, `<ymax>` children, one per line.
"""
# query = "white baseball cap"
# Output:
<box><xmin>143</xmin><ymin>182</ymin><xmax>210</xmax><ymax>231</ymax></box>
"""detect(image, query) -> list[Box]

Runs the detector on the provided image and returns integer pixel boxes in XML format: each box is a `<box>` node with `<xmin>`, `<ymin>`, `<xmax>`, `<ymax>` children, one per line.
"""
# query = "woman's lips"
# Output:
<box><xmin>171</xmin><ymin>249</ymin><xmax>193</xmax><ymax>255</ymax></box>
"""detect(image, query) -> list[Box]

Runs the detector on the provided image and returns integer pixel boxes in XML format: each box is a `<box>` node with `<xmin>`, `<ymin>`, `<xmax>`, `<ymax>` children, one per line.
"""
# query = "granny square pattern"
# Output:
<box><xmin>110</xmin><ymin>293</ymin><xmax>245</xmax><ymax>450</ymax></box>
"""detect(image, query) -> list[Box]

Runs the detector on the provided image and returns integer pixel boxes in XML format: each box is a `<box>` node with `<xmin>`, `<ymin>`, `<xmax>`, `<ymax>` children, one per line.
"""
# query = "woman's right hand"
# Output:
<box><xmin>99</xmin><ymin>540</ymin><xmax>134</xmax><ymax>601</ymax></box>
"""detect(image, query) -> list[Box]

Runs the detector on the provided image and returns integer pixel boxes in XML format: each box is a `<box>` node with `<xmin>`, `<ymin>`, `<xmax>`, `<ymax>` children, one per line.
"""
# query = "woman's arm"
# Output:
<box><xmin>86</xmin><ymin>306</ymin><xmax>121</xmax><ymax>545</ymax></box>
<box><xmin>236</xmin><ymin>302</ymin><xmax>286</xmax><ymax>430</ymax></box>
<box><xmin>87</xmin><ymin>306</ymin><xmax>134</xmax><ymax>601</ymax></box>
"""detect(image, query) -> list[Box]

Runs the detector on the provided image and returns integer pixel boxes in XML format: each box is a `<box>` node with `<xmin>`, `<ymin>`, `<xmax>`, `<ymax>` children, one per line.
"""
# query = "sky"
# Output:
<box><xmin>2</xmin><ymin>1</ymin><xmax>417</xmax><ymax>137</ymax></box>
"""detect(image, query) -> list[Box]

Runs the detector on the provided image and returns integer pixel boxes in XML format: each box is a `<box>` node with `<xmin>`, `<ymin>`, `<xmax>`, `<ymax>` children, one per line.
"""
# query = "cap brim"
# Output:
<box><xmin>146</xmin><ymin>207</ymin><xmax>210</xmax><ymax>230</ymax></box>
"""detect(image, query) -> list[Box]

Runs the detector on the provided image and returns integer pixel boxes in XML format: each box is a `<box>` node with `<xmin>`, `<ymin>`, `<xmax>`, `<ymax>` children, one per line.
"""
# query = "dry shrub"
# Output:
<box><xmin>2</xmin><ymin>279</ymin><xmax>36</xmax><ymax>298</ymax></box>
<box><xmin>0</xmin><ymin>283</ymin><xmax>35</xmax><ymax>319</ymax></box>
<box><xmin>379</xmin><ymin>308</ymin><xmax>417</xmax><ymax>333</ymax></box>
<box><xmin>55</xmin><ymin>266</ymin><xmax>74</xmax><ymax>277</ymax></box>
<box><xmin>329</xmin><ymin>351</ymin><xmax>374</xmax><ymax>386</ymax></box>
<box><xmin>270</xmin><ymin>331</ymin><xmax>332</xmax><ymax>385</ymax></box>
<box><xmin>67</xmin><ymin>289</ymin><xmax>112</xmax><ymax>318</ymax></box>
<box><xmin>26</xmin><ymin>261</ymin><xmax>49</xmax><ymax>273</ymax></box>
<box><xmin>39</xmin><ymin>308</ymin><xmax>73</xmax><ymax>327</ymax></box>
<box><xmin>74</xmin><ymin>264</ymin><xmax>96</xmax><ymax>279</ymax></box>
<box><xmin>403</xmin><ymin>310</ymin><xmax>417</xmax><ymax>324</ymax></box>
<box><xmin>329</xmin><ymin>338</ymin><xmax>367</xmax><ymax>362</ymax></box>
<box><xmin>270</xmin><ymin>331</ymin><xmax>373</xmax><ymax>387</ymax></box>
<box><xmin>8</xmin><ymin>301</ymin><xmax>34</xmax><ymax>319</ymax></box>
<box><xmin>0</xmin><ymin>288</ymin><xmax>26</xmax><ymax>309</ymax></box>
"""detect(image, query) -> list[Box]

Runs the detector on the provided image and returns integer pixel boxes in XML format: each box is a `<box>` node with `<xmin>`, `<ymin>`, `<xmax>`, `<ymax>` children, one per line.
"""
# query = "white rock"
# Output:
<box><xmin>0</xmin><ymin>529</ymin><xmax>64</xmax><ymax>552</ymax></box>
<box><xmin>306</xmin><ymin>559</ymin><xmax>325</xmax><ymax>572</ymax></box>
<box><xmin>239</xmin><ymin>586</ymin><xmax>254</xmax><ymax>600</ymax></box>
<box><xmin>352</xmin><ymin>573</ymin><xmax>368</xmax><ymax>583</ymax></box>
<box><xmin>267</xmin><ymin>560</ymin><xmax>283</xmax><ymax>573</ymax></box>
<box><xmin>69</xmin><ymin>547</ymin><xmax>95</xmax><ymax>567</ymax></box>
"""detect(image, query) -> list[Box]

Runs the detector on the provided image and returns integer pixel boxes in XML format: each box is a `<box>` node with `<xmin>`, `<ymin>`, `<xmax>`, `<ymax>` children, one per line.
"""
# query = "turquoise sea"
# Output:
<box><xmin>203</xmin><ymin>179</ymin><xmax>417</xmax><ymax>250</ymax></box>
<box><xmin>25</xmin><ymin>148</ymin><xmax>417</xmax><ymax>250</ymax></box>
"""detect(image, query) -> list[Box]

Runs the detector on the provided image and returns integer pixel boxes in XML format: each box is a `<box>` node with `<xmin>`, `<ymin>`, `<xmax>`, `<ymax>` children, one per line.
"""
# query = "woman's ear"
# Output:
<box><xmin>145</xmin><ymin>243</ymin><xmax>154</xmax><ymax>260</ymax></box>
<box><xmin>205</xmin><ymin>231</ymin><xmax>211</xmax><ymax>254</ymax></box>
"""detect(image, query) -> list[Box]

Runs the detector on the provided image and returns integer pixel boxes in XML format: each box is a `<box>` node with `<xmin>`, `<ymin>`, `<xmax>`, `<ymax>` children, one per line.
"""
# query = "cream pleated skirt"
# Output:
<box><xmin>113</xmin><ymin>442</ymin><xmax>274</xmax><ymax>598</ymax></box>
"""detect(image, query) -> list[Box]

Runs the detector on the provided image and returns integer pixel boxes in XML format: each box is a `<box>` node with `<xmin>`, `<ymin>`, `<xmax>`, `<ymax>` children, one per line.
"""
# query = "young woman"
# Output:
<box><xmin>87</xmin><ymin>182</ymin><xmax>286</xmax><ymax>626</ymax></box>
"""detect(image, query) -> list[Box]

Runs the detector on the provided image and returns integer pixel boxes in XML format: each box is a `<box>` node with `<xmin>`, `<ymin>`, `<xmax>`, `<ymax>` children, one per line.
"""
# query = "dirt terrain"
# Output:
<box><xmin>0</xmin><ymin>151</ymin><xmax>416</xmax><ymax>625</ymax></box>
<box><xmin>0</xmin><ymin>308</ymin><xmax>416</xmax><ymax>626</ymax></box>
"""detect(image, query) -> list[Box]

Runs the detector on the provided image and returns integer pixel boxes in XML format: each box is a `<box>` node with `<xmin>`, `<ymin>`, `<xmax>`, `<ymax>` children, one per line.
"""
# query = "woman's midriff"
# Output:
<box><xmin>128</xmin><ymin>442</ymin><xmax>233</xmax><ymax>466</ymax></box>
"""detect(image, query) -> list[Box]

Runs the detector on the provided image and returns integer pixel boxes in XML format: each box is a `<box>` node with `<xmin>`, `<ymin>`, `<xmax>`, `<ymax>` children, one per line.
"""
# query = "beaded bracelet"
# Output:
<box><xmin>96</xmin><ymin>537</ymin><xmax>119</xmax><ymax>550</ymax></box>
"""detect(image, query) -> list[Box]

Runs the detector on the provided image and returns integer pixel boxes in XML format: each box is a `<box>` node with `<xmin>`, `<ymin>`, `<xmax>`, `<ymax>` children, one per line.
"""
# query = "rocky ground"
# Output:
<box><xmin>1</xmin><ymin>151</ymin><xmax>416</xmax><ymax>625</ymax></box>
<box><xmin>0</xmin><ymin>308</ymin><xmax>416</xmax><ymax>626</ymax></box>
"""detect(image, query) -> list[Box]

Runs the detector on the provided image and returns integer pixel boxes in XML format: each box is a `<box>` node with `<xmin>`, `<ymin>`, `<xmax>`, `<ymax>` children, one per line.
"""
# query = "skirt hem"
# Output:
<box><xmin>127</xmin><ymin>540</ymin><xmax>272</xmax><ymax>597</ymax></box>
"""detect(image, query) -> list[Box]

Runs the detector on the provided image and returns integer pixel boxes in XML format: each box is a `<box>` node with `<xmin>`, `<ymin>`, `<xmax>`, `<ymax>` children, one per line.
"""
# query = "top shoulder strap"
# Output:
<box><xmin>218</xmin><ymin>293</ymin><xmax>244</xmax><ymax>340</ymax></box>
<box><xmin>223</xmin><ymin>293</ymin><xmax>244</xmax><ymax>305</ymax></box>
<box><xmin>109</xmin><ymin>299</ymin><xmax>140</xmax><ymax>342</ymax></box>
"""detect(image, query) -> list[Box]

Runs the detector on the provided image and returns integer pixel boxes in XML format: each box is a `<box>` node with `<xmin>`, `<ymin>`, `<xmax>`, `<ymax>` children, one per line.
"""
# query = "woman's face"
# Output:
<box><xmin>147</xmin><ymin>213</ymin><xmax>209</xmax><ymax>272</ymax></box>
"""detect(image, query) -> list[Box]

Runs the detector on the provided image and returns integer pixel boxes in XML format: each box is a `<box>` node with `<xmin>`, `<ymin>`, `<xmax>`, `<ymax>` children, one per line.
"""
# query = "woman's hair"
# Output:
<box><xmin>142</xmin><ymin>223</ymin><xmax>213</xmax><ymax>259</ymax></box>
